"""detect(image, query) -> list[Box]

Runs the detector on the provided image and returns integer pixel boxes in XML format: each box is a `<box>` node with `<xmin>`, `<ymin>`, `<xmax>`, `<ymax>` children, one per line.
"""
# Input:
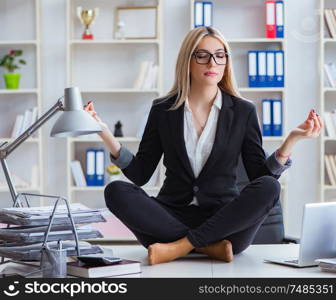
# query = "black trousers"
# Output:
<box><xmin>104</xmin><ymin>175</ymin><xmax>280</xmax><ymax>254</ymax></box>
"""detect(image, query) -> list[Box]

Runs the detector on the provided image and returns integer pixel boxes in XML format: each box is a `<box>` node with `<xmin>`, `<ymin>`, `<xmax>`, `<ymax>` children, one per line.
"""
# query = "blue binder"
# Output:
<box><xmin>95</xmin><ymin>149</ymin><xmax>105</xmax><ymax>186</ymax></box>
<box><xmin>266</xmin><ymin>50</ymin><xmax>276</xmax><ymax>87</ymax></box>
<box><xmin>258</xmin><ymin>51</ymin><xmax>267</xmax><ymax>87</ymax></box>
<box><xmin>86</xmin><ymin>149</ymin><xmax>96</xmax><ymax>186</ymax></box>
<box><xmin>272</xmin><ymin>99</ymin><xmax>282</xmax><ymax>136</ymax></box>
<box><xmin>276</xmin><ymin>1</ymin><xmax>284</xmax><ymax>38</ymax></box>
<box><xmin>262</xmin><ymin>99</ymin><xmax>272</xmax><ymax>136</ymax></box>
<box><xmin>203</xmin><ymin>2</ymin><xmax>213</xmax><ymax>27</ymax></box>
<box><xmin>248</xmin><ymin>51</ymin><xmax>258</xmax><ymax>87</ymax></box>
<box><xmin>194</xmin><ymin>1</ymin><xmax>203</xmax><ymax>27</ymax></box>
<box><xmin>275</xmin><ymin>50</ymin><xmax>284</xmax><ymax>87</ymax></box>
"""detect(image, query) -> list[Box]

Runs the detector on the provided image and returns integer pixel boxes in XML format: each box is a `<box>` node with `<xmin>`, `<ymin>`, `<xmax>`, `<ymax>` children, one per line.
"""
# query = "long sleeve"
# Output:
<box><xmin>241</xmin><ymin>105</ymin><xmax>291</xmax><ymax>181</ymax></box>
<box><xmin>110</xmin><ymin>104</ymin><xmax>163</xmax><ymax>186</ymax></box>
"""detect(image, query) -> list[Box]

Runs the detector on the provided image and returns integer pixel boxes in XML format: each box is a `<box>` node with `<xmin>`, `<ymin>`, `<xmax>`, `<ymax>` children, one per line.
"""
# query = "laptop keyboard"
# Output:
<box><xmin>284</xmin><ymin>259</ymin><xmax>299</xmax><ymax>264</ymax></box>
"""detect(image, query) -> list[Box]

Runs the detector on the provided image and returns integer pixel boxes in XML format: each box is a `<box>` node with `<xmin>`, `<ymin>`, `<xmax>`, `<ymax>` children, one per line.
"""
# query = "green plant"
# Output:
<box><xmin>0</xmin><ymin>49</ymin><xmax>26</xmax><ymax>73</ymax></box>
<box><xmin>106</xmin><ymin>164</ymin><xmax>121</xmax><ymax>175</ymax></box>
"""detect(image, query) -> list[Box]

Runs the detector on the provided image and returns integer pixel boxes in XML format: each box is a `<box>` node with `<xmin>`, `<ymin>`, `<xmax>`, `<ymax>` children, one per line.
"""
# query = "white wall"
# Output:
<box><xmin>40</xmin><ymin>0</ymin><xmax>320</xmax><ymax>238</ymax></box>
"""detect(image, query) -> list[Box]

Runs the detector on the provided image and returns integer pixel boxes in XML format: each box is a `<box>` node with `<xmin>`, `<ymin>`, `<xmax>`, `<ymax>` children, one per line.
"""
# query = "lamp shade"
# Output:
<box><xmin>50</xmin><ymin>87</ymin><xmax>102</xmax><ymax>137</ymax></box>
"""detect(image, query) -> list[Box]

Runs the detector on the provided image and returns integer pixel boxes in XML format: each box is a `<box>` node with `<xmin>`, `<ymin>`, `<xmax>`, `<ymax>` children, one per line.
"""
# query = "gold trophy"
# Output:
<box><xmin>77</xmin><ymin>7</ymin><xmax>99</xmax><ymax>40</ymax></box>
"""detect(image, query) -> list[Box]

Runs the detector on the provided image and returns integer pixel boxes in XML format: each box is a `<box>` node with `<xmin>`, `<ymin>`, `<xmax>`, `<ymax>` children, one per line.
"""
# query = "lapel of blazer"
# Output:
<box><xmin>168</xmin><ymin>99</ymin><xmax>195</xmax><ymax>180</ymax></box>
<box><xmin>197</xmin><ymin>90</ymin><xmax>234</xmax><ymax>181</ymax></box>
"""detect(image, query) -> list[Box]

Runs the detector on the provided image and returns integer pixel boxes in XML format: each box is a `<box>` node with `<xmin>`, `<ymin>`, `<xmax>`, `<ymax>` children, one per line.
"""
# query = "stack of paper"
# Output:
<box><xmin>316</xmin><ymin>258</ymin><xmax>336</xmax><ymax>273</ymax></box>
<box><xmin>133</xmin><ymin>60</ymin><xmax>158</xmax><ymax>90</ymax></box>
<box><xmin>0</xmin><ymin>204</ymin><xmax>106</xmax><ymax>261</ymax></box>
<box><xmin>0</xmin><ymin>224</ymin><xmax>103</xmax><ymax>243</ymax></box>
<box><xmin>0</xmin><ymin>241</ymin><xmax>103</xmax><ymax>261</ymax></box>
<box><xmin>0</xmin><ymin>203</ymin><xmax>106</xmax><ymax>226</ymax></box>
<box><xmin>324</xmin><ymin>154</ymin><xmax>336</xmax><ymax>186</ymax></box>
<box><xmin>324</xmin><ymin>9</ymin><xmax>336</xmax><ymax>38</ymax></box>
<box><xmin>324</xmin><ymin>63</ymin><xmax>336</xmax><ymax>87</ymax></box>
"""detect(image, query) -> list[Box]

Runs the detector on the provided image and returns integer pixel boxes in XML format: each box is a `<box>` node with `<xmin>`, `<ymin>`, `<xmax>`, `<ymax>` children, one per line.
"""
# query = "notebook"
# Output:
<box><xmin>67</xmin><ymin>259</ymin><xmax>141</xmax><ymax>278</ymax></box>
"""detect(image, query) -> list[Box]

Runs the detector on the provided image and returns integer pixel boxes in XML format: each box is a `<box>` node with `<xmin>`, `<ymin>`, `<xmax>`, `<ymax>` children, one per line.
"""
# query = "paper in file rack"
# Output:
<box><xmin>0</xmin><ymin>241</ymin><xmax>103</xmax><ymax>261</ymax></box>
<box><xmin>0</xmin><ymin>225</ymin><xmax>103</xmax><ymax>243</ymax></box>
<box><xmin>0</xmin><ymin>203</ymin><xmax>106</xmax><ymax>226</ymax></box>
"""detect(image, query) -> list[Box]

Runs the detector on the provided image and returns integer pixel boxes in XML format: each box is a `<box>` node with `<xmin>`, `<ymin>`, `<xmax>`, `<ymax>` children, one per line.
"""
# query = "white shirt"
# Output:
<box><xmin>184</xmin><ymin>88</ymin><xmax>222</xmax><ymax>206</ymax></box>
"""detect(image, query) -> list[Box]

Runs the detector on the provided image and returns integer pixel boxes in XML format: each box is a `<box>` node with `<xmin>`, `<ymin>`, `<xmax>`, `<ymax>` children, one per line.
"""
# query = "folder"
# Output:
<box><xmin>262</xmin><ymin>99</ymin><xmax>272</xmax><ymax>136</ymax></box>
<box><xmin>194</xmin><ymin>1</ymin><xmax>203</xmax><ymax>27</ymax></box>
<box><xmin>203</xmin><ymin>2</ymin><xmax>213</xmax><ymax>27</ymax></box>
<box><xmin>86</xmin><ymin>149</ymin><xmax>96</xmax><ymax>186</ymax></box>
<box><xmin>248</xmin><ymin>51</ymin><xmax>258</xmax><ymax>87</ymax></box>
<box><xmin>276</xmin><ymin>0</ymin><xmax>284</xmax><ymax>38</ymax></box>
<box><xmin>258</xmin><ymin>51</ymin><xmax>267</xmax><ymax>87</ymax></box>
<box><xmin>266</xmin><ymin>0</ymin><xmax>276</xmax><ymax>38</ymax></box>
<box><xmin>95</xmin><ymin>149</ymin><xmax>105</xmax><ymax>186</ymax></box>
<box><xmin>266</xmin><ymin>50</ymin><xmax>275</xmax><ymax>87</ymax></box>
<box><xmin>272</xmin><ymin>99</ymin><xmax>282</xmax><ymax>136</ymax></box>
<box><xmin>275</xmin><ymin>50</ymin><xmax>284</xmax><ymax>87</ymax></box>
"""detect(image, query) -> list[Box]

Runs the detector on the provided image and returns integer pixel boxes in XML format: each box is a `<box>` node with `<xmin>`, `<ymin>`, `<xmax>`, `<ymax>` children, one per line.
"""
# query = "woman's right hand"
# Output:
<box><xmin>84</xmin><ymin>101</ymin><xmax>109</xmax><ymax>133</ymax></box>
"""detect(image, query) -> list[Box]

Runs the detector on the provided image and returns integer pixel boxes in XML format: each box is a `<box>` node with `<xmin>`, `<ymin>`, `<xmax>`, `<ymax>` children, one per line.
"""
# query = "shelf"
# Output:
<box><xmin>263</xmin><ymin>136</ymin><xmax>285</xmax><ymax>141</ymax></box>
<box><xmin>0</xmin><ymin>186</ymin><xmax>40</xmax><ymax>192</ymax></box>
<box><xmin>0</xmin><ymin>137</ymin><xmax>40</xmax><ymax>144</ymax></box>
<box><xmin>323</xmin><ymin>38</ymin><xmax>336</xmax><ymax>43</ymax></box>
<box><xmin>0</xmin><ymin>89</ymin><xmax>38</xmax><ymax>94</ymax></box>
<box><xmin>0</xmin><ymin>40</ymin><xmax>37</xmax><ymax>46</ymax></box>
<box><xmin>239</xmin><ymin>87</ymin><xmax>285</xmax><ymax>93</ymax></box>
<box><xmin>81</xmin><ymin>88</ymin><xmax>160</xmax><ymax>94</ymax></box>
<box><xmin>323</xmin><ymin>137</ymin><xmax>336</xmax><ymax>141</ymax></box>
<box><xmin>323</xmin><ymin>185</ymin><xmax>336</xmax><ymax>190</ymax></box>
<box><xmin>69</xmin><ymin>136</ymin><xmax>141</xmax><ymax>143</ymax></box>
<box><xmin>227</xmin><ymin>38</ymin><xmax>284</xmax><ymax>43</ymax></box>
<box><xmin>71</xmin><ymin>185</ymin><xmax>161</xmax><ymax>192</ymax></box>
<box><xmin>323</xmin><ymin>87</ymin><xmax>336</xmax><ymax>92</ymax></box>
<box><xmin>70</xmin><ymin>39</ymin><xmax>160</xmax><ymax>45</ymax></box>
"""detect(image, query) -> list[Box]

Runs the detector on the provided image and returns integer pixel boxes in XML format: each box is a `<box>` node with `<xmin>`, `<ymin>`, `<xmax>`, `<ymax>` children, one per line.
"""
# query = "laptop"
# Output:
<box><xmin>264</xmin><ymin>202</ymin><xmax>336</xmax><ymax>267</ymax></box>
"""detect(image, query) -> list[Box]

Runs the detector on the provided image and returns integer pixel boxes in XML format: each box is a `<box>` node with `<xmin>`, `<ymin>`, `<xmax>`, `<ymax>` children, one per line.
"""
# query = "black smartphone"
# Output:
<box><xmin>77</xmin><ymin>256</ymin><xmax>122</xmax><ymax>266</ymax></box>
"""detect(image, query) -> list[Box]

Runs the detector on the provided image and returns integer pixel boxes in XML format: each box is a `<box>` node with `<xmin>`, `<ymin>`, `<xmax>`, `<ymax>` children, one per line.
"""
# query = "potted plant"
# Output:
<box><xmin>0</xmin><ymin>49</ymin><xmax>26</xmax><ymax>89</ymax></box>
<box><xmin>106</xmin><ymin>164</ymin><xmax>122</xmax><ymax>182</ymax></box>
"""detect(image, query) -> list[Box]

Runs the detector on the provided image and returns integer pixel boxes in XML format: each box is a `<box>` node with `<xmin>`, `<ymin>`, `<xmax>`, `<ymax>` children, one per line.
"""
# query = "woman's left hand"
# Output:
<box><xmin>289</xmin><ymin>109</ymin><xmax>323</xmax><ymax>140</ymax></box>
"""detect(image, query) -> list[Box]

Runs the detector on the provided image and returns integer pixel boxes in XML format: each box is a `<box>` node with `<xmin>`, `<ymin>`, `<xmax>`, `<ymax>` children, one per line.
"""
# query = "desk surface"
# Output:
<box><xmin>1</xmin><ymin>244</ymin><xmax>335</xmax><ymax>278</ymax></box>
<box><xmin>106</xmin><ymin>244</ymin><xmax>336</xmax><ymax>278</ymax></box>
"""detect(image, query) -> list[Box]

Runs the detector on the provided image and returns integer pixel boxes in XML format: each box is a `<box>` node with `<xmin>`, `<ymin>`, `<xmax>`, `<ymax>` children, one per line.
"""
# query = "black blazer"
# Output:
<box><xmin>121</xmin><ymin>90</ymin><xmax>280</xmax><ymax>211</ymax></box>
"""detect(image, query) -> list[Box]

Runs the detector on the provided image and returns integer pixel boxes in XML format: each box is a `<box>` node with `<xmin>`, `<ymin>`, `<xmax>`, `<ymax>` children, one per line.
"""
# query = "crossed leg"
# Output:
<box><xmin>104</xmin><ymin>175</ymin><xmax>280</xmax><ymax>265</ymax></box>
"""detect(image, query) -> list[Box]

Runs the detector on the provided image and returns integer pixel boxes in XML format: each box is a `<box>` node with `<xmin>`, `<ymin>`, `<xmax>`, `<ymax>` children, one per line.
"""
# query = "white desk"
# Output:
<box><xmin>1</xmin><ymin>244</ymin><xmax>335</xmax><ymax>278</ymax></box>
<box><xmin>106</xmin><ymin>244</ymin><xmax>336</xmax><ymax>278</ymax></box>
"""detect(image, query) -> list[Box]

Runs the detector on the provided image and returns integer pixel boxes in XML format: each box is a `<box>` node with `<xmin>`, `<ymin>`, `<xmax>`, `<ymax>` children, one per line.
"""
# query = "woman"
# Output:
<box><xmin>85</xmin><ymin>26</ymin><xmax>322</xmax><ymax>265</ymax></box>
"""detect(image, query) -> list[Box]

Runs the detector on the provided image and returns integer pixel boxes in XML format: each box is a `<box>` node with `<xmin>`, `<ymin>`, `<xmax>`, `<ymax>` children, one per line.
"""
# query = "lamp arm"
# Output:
<box><xmin>1</xmin><ymin>97</ymin><xmax>64</xmax><ymax>158</ymax></box>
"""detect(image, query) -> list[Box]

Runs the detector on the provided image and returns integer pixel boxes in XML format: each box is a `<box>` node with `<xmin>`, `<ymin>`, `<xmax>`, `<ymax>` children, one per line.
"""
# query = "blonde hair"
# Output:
<box><xmin>158</xmin><ymin>26</ymin><xmax>241</xmax><ymax>110</ymax></box>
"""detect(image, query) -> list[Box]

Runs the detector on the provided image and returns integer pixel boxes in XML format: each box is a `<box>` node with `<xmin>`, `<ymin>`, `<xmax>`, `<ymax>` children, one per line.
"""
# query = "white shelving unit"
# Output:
<box><xmin>189</xmin><ymin>0</ymin><xmax>289</xmax><ymax>231</ymax></box>
<box><xmin>319</xmin><ymin>0</ymin><xmax>336</xmax><ymax>202</ymax></box>
<box><xmin>0</xmin><ymin>0</ymin><xmax>43</xmax><ymax>207</ymax></box>
<box><xmin>65</xmin><ymin>1</ymin><xmax>163</xmax><ymax>216</ymax></box>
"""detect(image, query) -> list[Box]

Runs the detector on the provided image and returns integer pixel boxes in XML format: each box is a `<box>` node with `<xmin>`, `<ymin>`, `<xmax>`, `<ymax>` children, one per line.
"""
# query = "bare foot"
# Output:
<box><xmin>148</xmin><ymin>237</ymin><xmax>194</xmax><ymax>265</ymax></box>
<box><xmin>196</xmin><ymin>240</ymin><xmax>233</xmax><ymax>262</ymax></box>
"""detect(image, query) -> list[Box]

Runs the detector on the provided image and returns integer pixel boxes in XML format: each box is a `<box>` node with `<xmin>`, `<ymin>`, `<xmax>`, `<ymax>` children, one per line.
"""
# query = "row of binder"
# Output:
<box><xmin>86</xmin><ymin>149</ymin><xmax>105</xmax><ymax>186</ymax></box>
<box><xmin>248</xmin><ymin>50</ymin><xmax>284</xmax><ymax>87</ymax></box>
<box><xmin>266</xmin><ymin>0</ymin><xmax>284</xmax><ymax>38</ymax></box>
<box><xmin>194</xmin><ymin>1</ymin><xmax>212</xmax><ymax>27</ymax></box>
<box><xmin>262</xmin><ymin>99</ymin><xmax>282</xmax><ymax>136</ymax></box>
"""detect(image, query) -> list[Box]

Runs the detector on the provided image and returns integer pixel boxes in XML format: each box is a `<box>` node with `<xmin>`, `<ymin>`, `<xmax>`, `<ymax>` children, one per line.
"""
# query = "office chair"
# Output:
<box><xmin>236</xmin><ymin>153</ymin><xmax>298</xmax><ymax>244</ymax></box>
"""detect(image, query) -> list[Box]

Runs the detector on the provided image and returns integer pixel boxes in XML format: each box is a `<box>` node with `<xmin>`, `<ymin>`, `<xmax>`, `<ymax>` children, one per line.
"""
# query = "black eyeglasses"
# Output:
<box><xmin>193</xmin><ymin>50</ymin><xmax>229</xmax><ymax>65</ymax></box>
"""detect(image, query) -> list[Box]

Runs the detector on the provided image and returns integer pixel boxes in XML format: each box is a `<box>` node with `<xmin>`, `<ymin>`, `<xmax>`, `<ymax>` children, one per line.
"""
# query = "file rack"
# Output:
<box><xmin>0</xmin><ymin>192</ymin><xmax>80</xmax><ymax>276</ymax></box>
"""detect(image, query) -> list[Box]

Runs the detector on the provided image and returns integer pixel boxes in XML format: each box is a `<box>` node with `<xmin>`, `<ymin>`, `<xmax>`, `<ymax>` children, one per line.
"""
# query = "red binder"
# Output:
<box><xmin>266</xmin><ymin>0</ymin><xmax>276</xmax><ymax>38</ymax></box>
